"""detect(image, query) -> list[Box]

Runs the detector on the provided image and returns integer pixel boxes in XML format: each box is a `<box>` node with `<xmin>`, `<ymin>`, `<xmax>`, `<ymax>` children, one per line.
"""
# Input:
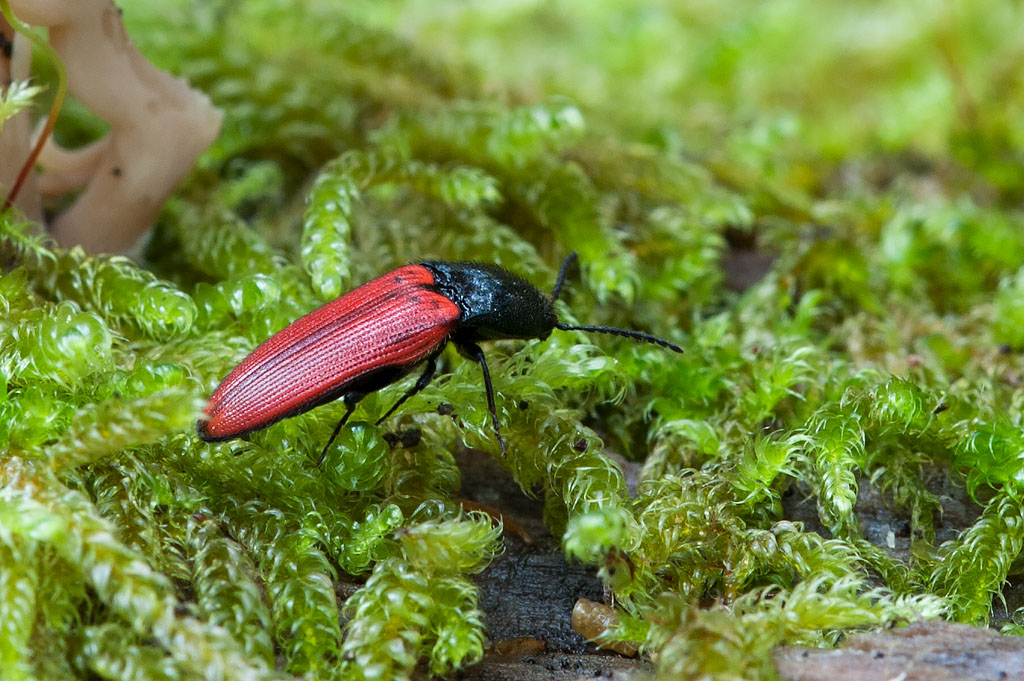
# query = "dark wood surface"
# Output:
<box><xmin>450</xmin><ymin>449</ymin><xmax>1024</xmax><ymax>680</ymax></box>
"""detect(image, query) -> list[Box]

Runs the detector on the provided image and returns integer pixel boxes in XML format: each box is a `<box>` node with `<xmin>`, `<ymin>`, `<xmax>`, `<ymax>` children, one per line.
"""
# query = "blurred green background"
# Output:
<box><xmin>350</xmin><ymin>0</ymin><xmax>1024</xmax><ymax>191</ymax></box>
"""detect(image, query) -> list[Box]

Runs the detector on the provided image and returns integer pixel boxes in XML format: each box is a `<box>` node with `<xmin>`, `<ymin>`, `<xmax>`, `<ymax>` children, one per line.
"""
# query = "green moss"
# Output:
<box><xmin>339</xmin><ymin>515</ymin><xmax>498</xmax><ymax>681</ymax></box>
<box><xmin>929</xmin><ymin>491</ymin><xmax>1024</xmax><ymax>624</ymax></box>
<box><xmin>646</xmin><ymin>576</ymin><xmax>944</xmax><ymax>680</ymax></box>
<box><xmin>0</xmin><ymin>537</ymin><xmax>37</xmax><ymax>681</ymax></box>
<box><xmin>3</xmin><ymin>0</ymin><xmax>1024</xmax><ymax>679</ymax></box>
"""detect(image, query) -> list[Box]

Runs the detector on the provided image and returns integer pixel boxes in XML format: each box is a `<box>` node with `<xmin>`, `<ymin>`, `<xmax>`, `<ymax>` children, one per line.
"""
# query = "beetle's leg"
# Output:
<box><xmin>376</xmin><ymin>351</ymin><xmax>442</xmax><ymax>426</ymax></box>
<box><xmin>459</xmin><ymin>341</ymin><xmax>508</xmax><ymax>457</ymax></box>
<box><xmin>317</xmin><ymin>393</ymin><xmax>362</xmax><ymax>466</ymax></box>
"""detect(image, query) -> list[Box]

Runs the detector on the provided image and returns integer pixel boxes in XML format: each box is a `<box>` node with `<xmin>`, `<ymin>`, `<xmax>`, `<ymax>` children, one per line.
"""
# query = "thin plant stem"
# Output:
<box><xmin>0</xmin><ymin>0</ymin><xmax>67</xmax><ymax>210</ymax></box>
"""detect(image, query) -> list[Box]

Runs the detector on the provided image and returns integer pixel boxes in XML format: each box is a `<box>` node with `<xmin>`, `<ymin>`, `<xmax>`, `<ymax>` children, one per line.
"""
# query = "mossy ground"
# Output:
<box><xmin>3</xmin><ymin>1</ymin><xmax>1024</xmax><ymax>680</ymax></box>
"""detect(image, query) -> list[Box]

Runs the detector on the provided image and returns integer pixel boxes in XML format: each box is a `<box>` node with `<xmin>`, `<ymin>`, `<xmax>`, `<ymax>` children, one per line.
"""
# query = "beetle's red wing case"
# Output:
<box><xmin>198</xmin><ymin>265</ymin><xmax>459</xmax><ymax>441</ymax></box>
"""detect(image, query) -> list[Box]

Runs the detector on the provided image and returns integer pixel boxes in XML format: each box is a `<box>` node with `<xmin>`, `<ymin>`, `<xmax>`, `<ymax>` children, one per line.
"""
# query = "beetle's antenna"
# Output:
<box><xmin>551</xmin><ymin>253</ymin><xmax>682</xmax><ymax>352</ymax></box>
<box><xmin>555</xmin><ymin>323</ymin><xmax>684</xmax><ymax>353</ymax></box>
<box><xmin>551</xmin><ymin>252</ymin><xmax>579</xmax><ymax>302</ymax></box>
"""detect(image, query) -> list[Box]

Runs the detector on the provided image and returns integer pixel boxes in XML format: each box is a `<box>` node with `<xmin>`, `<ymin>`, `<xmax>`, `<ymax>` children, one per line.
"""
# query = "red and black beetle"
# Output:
<box><xmin>197</xmin><ymin>253</ymin><xmax>682</xmax><ymax>459</ymax></box>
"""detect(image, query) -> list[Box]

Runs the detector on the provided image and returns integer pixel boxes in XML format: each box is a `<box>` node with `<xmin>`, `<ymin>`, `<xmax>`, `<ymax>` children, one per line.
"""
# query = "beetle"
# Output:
<box><xmin>197</xmin><ymin>252</ymin><xmax>683</xmax><ymax>460</ymax></box>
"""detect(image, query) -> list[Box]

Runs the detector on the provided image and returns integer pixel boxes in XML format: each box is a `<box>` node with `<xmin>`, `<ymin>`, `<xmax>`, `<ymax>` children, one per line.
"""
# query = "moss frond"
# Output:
<box><xmin>193</xmin><ymin>273</ymin><xmax>283</xmax><ymax>332</ymax></box>
<box><xmin>336</xmin><ymin>504</ymin><xmax>405</xmax><ymax>576</ymax></box>
<box><xmin>955</xmin><ymin>417</ymin><xmax>1024</xmax><ymax>498</ymax></box>
<box><xmin>0</xmin><ymin>303</ymin><xmax>113</xmax><ymax>391</ymax></box>
<box><xmin>34</xmin><ymin>250</ymin><xmax>198</xmax><ymax>341</ymax></box>
<box><xmin>300</xmin><ymin>158</ymin><xmax>358</xmax><ymax>301</ymax></box>
<box><xmin>881</xmin><ymin>199</ymin><xmax>1024</xmax><ymax>313</ymax></box>
<box><xmin>741</xmin><ymin>345</ymin><xmax>820</xmax><ymax>425</ymax></box>
<box><xmin>639</xmin><ymin>206</ymin><xmax>729</xmax><ymax>308</ymax></box>
<box><xmin>337</xmin><ymin>558</ymin><xmax>431</xmax><ymax>681</ymax></box>
<box><xmin>377</xmin><ymin>99</ymin><xmax>585</xmax><ymax>167</ymax></box>
<box><xmin>994</xmin><ymin>266</ymin><xmax>1024</xmax><ymax>349</ymax></box>
<box><xmin>79</xmin><ymin>623</ymin><xmax>182</xmax><ymax>681</ymax></box>
<box><xmin>0</xmin><ymin>80</ymin><xmax>43</xmax><ymax>133</ymax></box>
<box><xmin>188</xmin><ymin>518</ymin><xmax>275</xmax><ymax>663</ymax></box>
<box><xmin>803</xmin><ymin>406</ymin><xmax>865</xmax><ymax>537</ymax></box>
<box><xmin>340</xmin><ymin>515</ymin><xmax>498</xmax><ymax>681</ymax></box>
<box><xmin>301</xmin><ymin>149</ymin><xmax>500</xmax><ymax>300</ymax></box>
<box><xmin>750</xmin><ymin>521</ymin><xmax>862</xmax><ymax>585</ymax></box>
<box><xmin>0</xmin><ymin>536</ymin><xmax>37</xmax><ymax>681</ymax></box>
<box><xmin>0</xmin><ymin>211</ymin><xmax>56</xmax><ymax>269</ymax></box>
<box><xmin>169</xmin><ymin>205</ymin><xmax>280</xmax><ymax>281</ymax></box>
<box><xmin>47</xmin><ymin>389</ymin><xmax>202</xmax><ymax>470</ymax></box>
<box><xmin>0</xmin><ymin>457</ymin><xmax>275</xmax><ymax>681</ymax></box>
<box><xmin>396</xmin><ymin>513</ymin><xmax>501</xmax><ymax>574</ymax></box>
<box><xmin>320</xmin><ymin>422</ymin><xmax>391</xmax><ymax>493</ymax></box>
<box><xmin>864</xmin><ymin>376</ymin><xmax>943</xmax><ymax>439</ymax></box>
<box><xmin>647</xmin><ymin>576</ymin><xmax>944</xmax><ymax>681</ymax></box>
<box><xmin>929</xmin><ymin>491</ymin><xmax>1024</xmax><ymax>624</ymax></box>
<box><xmin>621</xmin><ymin>472</ymin><xmax>746</xmax><ymax>604</ymax></box>
<box><xmin>866</xmin><ymin>444</ymin><xmax>943</xmax><ymax>542</ymax></box>
<box><xmin>83</xmin><ymin>461</ymin><xmax>193</xmax><ymax>585</ymax></box>
<box><xmin>730</xmin><ymin>435</ymin><xmax>801</xmax><ymax>509</ymax></box>
<box><xmin>508</xmin><ymin>157</ymin><xmax>637</xmax><ymax>303</ymax></box>
<box><xmin>222</xmin><ymin>503</ymin><xmax>341</xmax><ymax>676</ymax></box>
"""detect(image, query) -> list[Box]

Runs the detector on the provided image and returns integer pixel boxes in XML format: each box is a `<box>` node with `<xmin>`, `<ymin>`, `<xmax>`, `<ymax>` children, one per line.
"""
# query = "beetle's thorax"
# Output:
<box><xmin>421</xmin><ymin>261</ymin><xmax>557</xmax><ymax>342</ymax></box>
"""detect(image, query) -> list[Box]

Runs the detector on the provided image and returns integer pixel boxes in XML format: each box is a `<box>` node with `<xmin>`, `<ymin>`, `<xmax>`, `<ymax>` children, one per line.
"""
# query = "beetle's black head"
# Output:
<box><xmin>423</xmin><ymin>254</ymin><xmax>685</xmax><ymax>354</ymax></box>
<box><xmin>421</xmin><ymin>261</ymin><xmax>557</xmax><ymax>343</ymax></box>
